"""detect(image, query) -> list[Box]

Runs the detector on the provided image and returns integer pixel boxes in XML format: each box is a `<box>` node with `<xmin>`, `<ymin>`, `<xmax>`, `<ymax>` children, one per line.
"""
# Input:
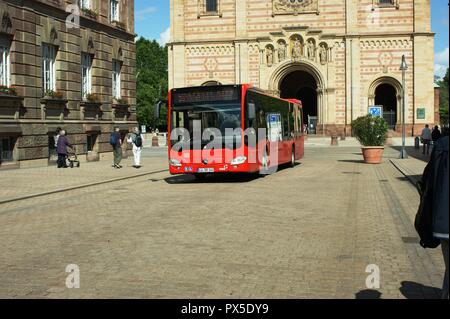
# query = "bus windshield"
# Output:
<box><xmin>170</xmin><ymin>102</ymin><xmax>242</xmax><ymax>149</ymax></box>
<box><xmin>170</xmin><ymin>86</ymin><xmax>243</xmax><ymax>149</ymax></box>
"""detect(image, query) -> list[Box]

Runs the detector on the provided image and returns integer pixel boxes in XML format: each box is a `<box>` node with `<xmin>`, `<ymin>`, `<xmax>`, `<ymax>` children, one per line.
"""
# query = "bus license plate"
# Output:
<box><xmin>198</xmin><ymin>168</ymin><xmax>214</xmax><ymax>173</ymax></box>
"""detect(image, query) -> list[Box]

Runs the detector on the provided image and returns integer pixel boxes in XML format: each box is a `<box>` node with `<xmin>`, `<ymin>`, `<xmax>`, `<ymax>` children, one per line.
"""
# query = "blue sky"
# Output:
<box><xmin>135</xmin><ymin>0</ymin><xmax>449</xmax><ymax>77</ymax></box>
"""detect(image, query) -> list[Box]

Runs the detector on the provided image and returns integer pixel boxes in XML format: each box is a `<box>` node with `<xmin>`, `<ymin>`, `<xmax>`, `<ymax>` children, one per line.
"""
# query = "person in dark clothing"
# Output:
<box><xmin>432</xmin><ymin>126</ymin><xmax>442</xmax><ymax>144</ymax></box>
<box><xmin>56</xmin><ymin>130</ymin><xmax>73</xmax><ymax>168</ymax></box>
<box><xmin>416</xmin><ymin>136</ymin><xmax>449</xmax><ymax>298</ymax></box>
<box><xmin>110</xmin><ymin>127</ymin><xmax>123</xmax><ymax>169</ymax></box>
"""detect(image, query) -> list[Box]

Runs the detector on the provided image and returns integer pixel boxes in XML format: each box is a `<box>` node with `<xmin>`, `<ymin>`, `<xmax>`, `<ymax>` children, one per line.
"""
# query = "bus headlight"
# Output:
<box><xmin>169</xmin><ymin>159</ymin><xmax>182</xmax><ymax>167</ymax></box>
<box><xmin>231</xmin><ymin>156</ymin><xmax>247</xmax><ymax>165</ymax></box>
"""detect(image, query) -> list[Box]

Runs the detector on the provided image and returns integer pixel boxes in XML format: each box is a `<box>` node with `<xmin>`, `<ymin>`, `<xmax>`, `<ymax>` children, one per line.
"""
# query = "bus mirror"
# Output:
<box><xmin>248</xmin><ymin>103</ymin><xmax>256</xmax><ymax>120</ymax></box>
<box><xmin>154</xmin><ymin>101</ymin><xmax>161</xmax><ymax>119</ymax></box>
<box><xmin>154</xmin><ymin>100</ymin><xmax>167</xmax><ymax>119</ymax></box>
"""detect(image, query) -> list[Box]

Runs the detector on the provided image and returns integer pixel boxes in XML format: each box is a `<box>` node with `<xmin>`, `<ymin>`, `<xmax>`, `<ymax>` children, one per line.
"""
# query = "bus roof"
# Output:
<box><xmin>171</xmin><ymin>84</ymin><xmax>302</xmax><ymax>107</ymax></box>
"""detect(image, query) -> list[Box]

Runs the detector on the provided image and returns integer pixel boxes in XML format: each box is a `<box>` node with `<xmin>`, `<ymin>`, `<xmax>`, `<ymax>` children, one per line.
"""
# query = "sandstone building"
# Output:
<box><xmin>169</xmin><ymin>0</ymin><xmax>435</xmax><ymax>136</ymax></box>
<box><xmin>0</xmin><ymin>0</ymin><xmax>136</xmax><ymax>168</ymax></box>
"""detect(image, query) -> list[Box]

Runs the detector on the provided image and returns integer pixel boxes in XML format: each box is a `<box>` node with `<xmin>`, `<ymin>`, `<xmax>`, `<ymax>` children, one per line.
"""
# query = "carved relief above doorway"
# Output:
<box><xmin>272</xmin><ymin>0</ymin><xmax>319</xmax><ymax>16</ymax></box>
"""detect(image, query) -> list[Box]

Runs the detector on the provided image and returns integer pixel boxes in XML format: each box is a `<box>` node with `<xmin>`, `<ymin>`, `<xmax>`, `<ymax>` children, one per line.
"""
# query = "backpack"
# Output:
<box><xmin>134</xmin><ymin>133</ymin><xmax>143</xmax><ymax>148</ymax></box>
<box><xmin>110</xmin><ymin>133</ymin><xmax>118</xmax><ymax>146</ymax></box>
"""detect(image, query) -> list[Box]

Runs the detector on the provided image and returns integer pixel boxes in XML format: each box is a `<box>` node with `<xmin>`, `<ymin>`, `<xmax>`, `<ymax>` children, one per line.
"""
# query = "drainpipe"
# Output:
<box><xmin>350</xmin><ymin>38</ymin><xmax>354</xmax><ymax>134</ymax></box>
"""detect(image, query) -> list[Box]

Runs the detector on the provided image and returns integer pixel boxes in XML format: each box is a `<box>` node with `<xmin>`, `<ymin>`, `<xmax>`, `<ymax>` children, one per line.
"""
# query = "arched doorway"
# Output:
<box><xmin>375</xmin><ymin>83</ymin><xmax>397</xmax><ymax>130</ymax></box>
<box><xmin>280</xmin><ymin>70</ymin><xmax>318</xmax><ymax>133</ymax></box>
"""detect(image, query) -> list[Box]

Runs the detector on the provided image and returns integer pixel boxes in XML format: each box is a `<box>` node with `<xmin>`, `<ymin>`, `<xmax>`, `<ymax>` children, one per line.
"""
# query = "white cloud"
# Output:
<box><xmin>436</xmin><ymin>47</ymin><xmax>449</xmax><ymax>65</ymax></box>
<box><xmin>136</xmin><ymin>6</ymin><xmax>157</xmax><ymax>21</ymax></box>
<box><xmin>435</xmin><ymin>47</ymin><xmax>449</xmax><ymax>79</ymax></box>
<box><xmin>435</xmin><ymin>64</ymin><xmax>448</xmax><ymax>79</ymax></box>
<box><xmin>158</xmin><ymin>27</ymin><xmax>171</xmax><ymax>46</ymax></box>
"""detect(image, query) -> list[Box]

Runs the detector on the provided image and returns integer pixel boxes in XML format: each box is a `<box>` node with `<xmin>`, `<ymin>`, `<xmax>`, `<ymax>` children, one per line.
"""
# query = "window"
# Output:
<box><xmin>110</xmin><ymin>0</ymin><xmax>119</xmax><ymax>22</ymax></box>
<box><xmin>87</xmin><ymin>134</ymin><xmax>97</xmax><ymax>152</ymax></box>
<box><xmin>42</xmin><ymin>44</ymin><xmax>56</xmax><ymax>94</ymax></box>
<box><xmin>0</xmin><ymin>39</ymin><xmax>10</xmax><ymax>87</ymax></box>
<box><xmin>0</xmin><ymin>136</ymin><xmax>15</xmax><ymax>163</ymax></box>
<box><xmin>377</xmin><ymin>0</ymin><xmax>397</xmax><ymax>7</ymax></box>
<box><xmin>80</xmin><ymin>0</ymin><xmax>91</xmax><ymax>9</ymax></box>
<box><xmin>112</xmin><ymin>60</ymin><xmax>121</xmax><ymax>100</ymax></box>
<box><xmin>206</xmin><ymin>0</ymin><xmax>218</xmax><ymax>12</ymax></box>
<box><xmin>81</xmin><ymin>53</ymin><xmax>92</xmax><ymax>99</ymax></box>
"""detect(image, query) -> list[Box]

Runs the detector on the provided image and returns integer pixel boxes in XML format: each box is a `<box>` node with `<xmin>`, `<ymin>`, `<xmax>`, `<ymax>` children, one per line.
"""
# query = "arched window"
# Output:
<box><xmin>206</xmin><ymin>0</ymin><xmax>218</xmax><ymax>12</ymax></box>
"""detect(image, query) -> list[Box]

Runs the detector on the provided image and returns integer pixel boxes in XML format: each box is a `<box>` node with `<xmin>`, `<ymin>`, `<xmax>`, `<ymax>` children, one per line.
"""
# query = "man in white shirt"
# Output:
<box><xmin>421</xmin><ymin>124</ymin><xmax>432</xmax><ymax>155</ymax></box>
<box><xmin>127</xmin><ymin>127</ymin><xmax>144</xmax><ymax>169</ymax></box>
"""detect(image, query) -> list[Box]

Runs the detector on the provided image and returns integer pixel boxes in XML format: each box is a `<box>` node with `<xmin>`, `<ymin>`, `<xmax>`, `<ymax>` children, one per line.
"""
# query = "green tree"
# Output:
<box><xmin>439</xmin><ymin>68</ymin><xmax>449</xmax><ymax>125</ymax></box>
<box><xmin>136</xmin><ymin>37</ymin><xmax>168</xmax><ymax>130</ymax></box>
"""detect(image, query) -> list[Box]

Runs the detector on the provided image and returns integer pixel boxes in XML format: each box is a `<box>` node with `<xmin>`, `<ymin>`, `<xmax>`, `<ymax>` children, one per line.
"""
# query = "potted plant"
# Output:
<box><xmin>81</xmin><ymin>7</ymin><xmax>98</xmax><ymax>19</ymax></box>
<box><xmin>114</xmin><ymin>97</ymin><xmax>129</xmax><ymax>106</ymax></box>
<box><xmin>0</xmin><ymin>85</ymin><xmax>18</xmax><ymax>96</ymax></box>
<box><xmin>44</xmin><ymin>90</ymin><xmax>64</xmax><ymax>99</ymax></box>
<box><xmin>85</xmin><ymin>93</ymin><xmax>100</xmax><ymax>103</ymax></box>
<box><xmin>352</xmin><ymin>114</ymin><xmax>389</xmax><ymax>164</ymax></box>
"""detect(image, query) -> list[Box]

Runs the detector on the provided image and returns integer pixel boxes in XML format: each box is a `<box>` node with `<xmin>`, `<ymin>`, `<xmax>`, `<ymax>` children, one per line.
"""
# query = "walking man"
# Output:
<box><xmin>56</xmin><ymin>130</ymin><xmax>72</xmax><ymax>168</ymax></box>
<box><xmin>432</xmin><ymin>125</ymin><xmax>442</xmax><ymax>145</ymax></box>
<box><xmin>421</xmin><ymin>124</ymin><xmax>432</xmax><ymax>155</ymax></box>
<box><xmin>110</xmin><ymin>127</ymin><xmax>123</xmax><ymax>169</ymax></box>
<box><xmin>127</xmin><ymin>127</ymin><xmax>144</xmax><ymax>169</ymax></box>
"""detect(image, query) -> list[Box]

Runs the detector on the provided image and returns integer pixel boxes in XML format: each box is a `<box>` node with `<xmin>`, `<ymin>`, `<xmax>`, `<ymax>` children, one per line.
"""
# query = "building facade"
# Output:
<box><xmin>0</xmin><ymin>0</ymin><xmax>136</xmax><ymax>169</ymax></box>
<box><xmin>169</xmin><ymin>0</ymin><xmax>435</xmax><ymax>136</ymax></box>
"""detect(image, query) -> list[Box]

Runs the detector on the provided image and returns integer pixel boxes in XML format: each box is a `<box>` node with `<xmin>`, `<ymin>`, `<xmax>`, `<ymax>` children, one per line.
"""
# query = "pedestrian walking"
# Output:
<box><xmin>56</xmin><ymin>130</ymin><xmax>73</xmax><ymax>168</ymax></box>
<box><xmin>420</xmin><ymin>124</ymin><xmax>432</xmax><ymax>155</ymax></box>
<box><xmin>432</xmin><ymin>125</ymin><xmax>442</xmax><ymax>144</ymax></box>
<box><xmin>127</xmin><ymin>127</ymin><xmax>144</xmax><ymax>169</ymax></box>
<box><xmin>415</xmin><ymin>135</ymin><xmax>449</xmax><ymax>299</ymax></box>
<box><xmin>54</xmin><ymin>127</ymin><xmax>62</xmax><ymax>148</ymax></box>
<box><xmin>110</xmin><ymin>127</ymin><xmax>123</xmax><ymax>169</ymax></box>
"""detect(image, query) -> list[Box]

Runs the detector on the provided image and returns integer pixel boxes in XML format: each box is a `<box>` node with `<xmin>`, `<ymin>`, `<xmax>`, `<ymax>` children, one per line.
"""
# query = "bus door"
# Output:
<box><xmin>266</xmin><ymin>113</ymin><xmax>283</xmax><ymax>163</ymax></box>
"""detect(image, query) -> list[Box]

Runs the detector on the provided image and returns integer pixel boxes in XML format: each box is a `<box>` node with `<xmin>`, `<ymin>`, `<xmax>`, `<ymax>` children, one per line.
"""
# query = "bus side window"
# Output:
<box><xmin>298</xmin><ymin>107</ymin><xmax>304</xmax><ymax>134</ymax></box>
<box><xmin>289</xmin><ymin>104</ymin><xmax>295</xmax><ymax>136</ymax></box>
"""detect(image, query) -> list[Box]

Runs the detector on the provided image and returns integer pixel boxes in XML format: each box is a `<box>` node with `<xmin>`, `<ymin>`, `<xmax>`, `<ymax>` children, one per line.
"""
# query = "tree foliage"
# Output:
<box><xmin>136</xmin><ymin>37</ymin><xmax>168</xmax><ymax>130</ymax></box>
<box><xmin>438</xmin><ymin>68</ymin><xmax>449</xmax><ymax>125</ymax></box>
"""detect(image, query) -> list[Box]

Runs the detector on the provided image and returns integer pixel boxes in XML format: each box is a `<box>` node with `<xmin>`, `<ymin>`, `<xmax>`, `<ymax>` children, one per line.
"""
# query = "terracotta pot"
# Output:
<box><xmin>362</xmin><ymin>147</ymin><xmax>385</xmax><ymax>164</ymax></box>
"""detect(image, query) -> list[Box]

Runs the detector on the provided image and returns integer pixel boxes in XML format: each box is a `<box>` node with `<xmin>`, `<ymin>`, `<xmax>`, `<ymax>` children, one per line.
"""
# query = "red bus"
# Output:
<box><xmin>157</xmin><ymin>84</ymin><xmax>304</xmax><ymax>179</ymax></box>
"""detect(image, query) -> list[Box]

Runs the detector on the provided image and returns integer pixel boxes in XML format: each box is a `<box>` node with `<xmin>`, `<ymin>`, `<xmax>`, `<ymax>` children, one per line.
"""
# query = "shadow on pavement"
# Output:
<box><xmin>355</xmin><ymin>289</ymin><xmax>382</xmax><ymax>299</ymax></box>
<box><xmin>391</xmin><ymin>146</ymin><xmax>431</xmax><ymax>163</ymax></box>
<box><xmin>164</xmin><ymin>173</ymin><xmax>261</xmax><ymax>184</ymax></box>
<box><xmin>163</xmin><ymin>163</ymin><xmax>300</xmax><ymax>184</ymax></box>
<box><xmin>338</xmin><ymin>159</ymin><xmax>365</xmax><ymax>164</ymax></box>
<box><xmin>399</xmin><ymin>281</ymin><xmax>442</xmax><ymax>299</ymax></box>
<box><xmin>396</xmin><ymin>175</ymin><xmax>423</xmax><ymax>184</ymax></box>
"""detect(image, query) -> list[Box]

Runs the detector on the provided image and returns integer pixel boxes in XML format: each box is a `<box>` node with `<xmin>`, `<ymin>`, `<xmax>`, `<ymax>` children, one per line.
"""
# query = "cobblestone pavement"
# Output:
<box><xmin>0</xmin><ymin>150</ymin><xmax>168</xmax><ymax>204</ymax></box>
<box><xmin>0</xmin><ymin>147</ymin><xmax>445</xmax><ymax>299</ymax></box>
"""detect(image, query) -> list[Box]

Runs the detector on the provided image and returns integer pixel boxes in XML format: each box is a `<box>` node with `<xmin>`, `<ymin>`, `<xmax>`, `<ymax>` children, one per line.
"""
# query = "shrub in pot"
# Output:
<box><xmin>352</xmin><ymin>114</ymin><xmax>389</xmax><ymax>164</ymax></box>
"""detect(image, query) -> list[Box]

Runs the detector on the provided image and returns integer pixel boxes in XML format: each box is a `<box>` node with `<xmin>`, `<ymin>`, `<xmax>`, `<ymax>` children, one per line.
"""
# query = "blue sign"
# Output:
<box><xmin>369</xmin><ymin>106</ymin><xmax>383</xmax><ymax>117</ymax></box>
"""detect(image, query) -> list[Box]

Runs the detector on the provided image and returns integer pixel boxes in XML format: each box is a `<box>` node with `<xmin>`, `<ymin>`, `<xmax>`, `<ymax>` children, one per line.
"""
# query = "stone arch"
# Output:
<box><xmin>268</xmin><ymin>60</ymin><xmax>326</xmax><ymax>133</ymax></box>
<box><xmin>368</xmin><ymin>76</ymin><xmax>404</xmax><ymax>129</ymax></box>
<box><xmin>268</xmin><ymin>60</ymin><xmax>325</xmax><ymax>93</ymax></box>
